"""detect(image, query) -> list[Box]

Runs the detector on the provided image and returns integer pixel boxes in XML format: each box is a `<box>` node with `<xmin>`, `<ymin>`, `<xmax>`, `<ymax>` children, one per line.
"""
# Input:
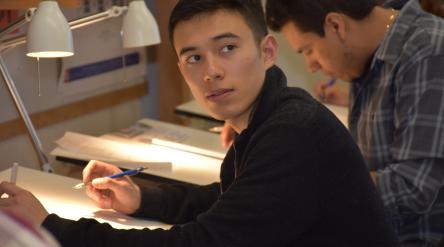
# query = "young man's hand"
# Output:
<box><xmin>314</xmin><ymin>81</ymin><xmax>349</xmax><ymax>106</ymax></box>
<box><xmin>83</xmin><ymin>160</ymin><xmax>141</xmax><ymax>215</ymax></box>
<box><xmin>220</xmin><ymin>123</ymin><xmax>235</xmax><ymax>148</ymax></box>
<box><xmin>0</xmin><ymin>181</ymin><xmax>49</xmax><ymax>226</ymax></box>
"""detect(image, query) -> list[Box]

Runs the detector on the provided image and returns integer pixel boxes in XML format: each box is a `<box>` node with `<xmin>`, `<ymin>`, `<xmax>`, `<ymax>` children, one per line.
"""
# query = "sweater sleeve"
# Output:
<box><xmin>131</xmin><ymin>182</ymin><xmax>221</xmax><ymax>224</ymax></box>
<box><xmin>41</xmin><ymin>123</ymin><xmax>323</xmax><ymax>247</ymax></box>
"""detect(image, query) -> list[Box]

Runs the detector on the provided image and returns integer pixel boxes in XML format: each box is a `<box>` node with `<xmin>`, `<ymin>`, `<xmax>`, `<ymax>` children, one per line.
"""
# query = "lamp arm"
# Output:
<box><xmin>0</xmin><ymin>6</ymin><xmax>127</xmax><ymax>52</ymax></box>
<box><xmin>0</xmin><ymin>9</ymin><xmax>33</xmax><ymax>41</ymax></box>
<box><xmin>0</xmin><ymin>5</ymin><xmax>128</xmax><ymax>172</ymax></box>
<box><xmin>0</xmin><ymin>8</ymin><xmax>36</xmax><ymax>52</ymax></box>
<box><xmin>69</xmin><ymin>6</ymin><xmax>127</xmax><ymax>30</ymax></box>
<box><xmin>0</xmin><ymin>55</ymin><xmax>53</xmax><ymax>172</ymax></box>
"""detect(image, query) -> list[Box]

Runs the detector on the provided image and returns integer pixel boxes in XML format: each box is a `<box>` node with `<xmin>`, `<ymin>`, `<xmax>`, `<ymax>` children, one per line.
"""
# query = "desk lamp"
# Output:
<box><xmin>0</xmin><ymin>0</ymin><xmax>160</xmax><ymax>172</ymax></box>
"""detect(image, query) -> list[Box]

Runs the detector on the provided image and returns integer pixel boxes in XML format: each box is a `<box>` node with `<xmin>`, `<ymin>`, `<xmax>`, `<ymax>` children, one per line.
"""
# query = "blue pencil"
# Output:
<box><xmin>320</xmin><ymin>78</ymin><xmax>337</xmax><ymax>101</ymax></box>
<box><xmin>73</xmin><ymin>166</ymin><xmax>146</xmax><ymax>189</ymax></box>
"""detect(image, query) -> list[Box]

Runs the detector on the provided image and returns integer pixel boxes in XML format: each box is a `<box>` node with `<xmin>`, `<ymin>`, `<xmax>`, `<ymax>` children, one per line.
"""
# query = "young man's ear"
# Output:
<box><xmin>324</xmin><ymin>13</ymin><xmax>347</xmax><ymax>41</ymax></box>
<box><xmin>260</xmin><ymin>34</ymin><xmax>278</xmax><ymax>69</ymax></box>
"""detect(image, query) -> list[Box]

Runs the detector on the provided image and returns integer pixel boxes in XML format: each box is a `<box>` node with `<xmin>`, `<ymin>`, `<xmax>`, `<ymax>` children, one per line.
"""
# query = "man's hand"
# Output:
<box><xmin>220</xmin><ymin>123</ymin><xmax>235</xmax><ymax>148</ymax></box>
<box><xmin>83</xmin><ymin>160</ymin><xmax>141</xmax><ymax>215</ymax></box>
<box><xmin>0</xmin><ymin>181</ymin><xmax>49</xmax><ymax>226</ymax></box>
<box><xmin>314</xmin><ymin>81</ymin><xmax>349</xmax><ymax>106</ymax></box>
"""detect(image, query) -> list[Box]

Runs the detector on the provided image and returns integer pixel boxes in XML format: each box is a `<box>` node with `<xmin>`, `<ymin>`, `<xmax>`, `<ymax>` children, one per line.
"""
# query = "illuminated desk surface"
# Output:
<box><xmin>0</xmin><ymin>166</ymin><xmax>170</xmax><ymax>230</ymax></box>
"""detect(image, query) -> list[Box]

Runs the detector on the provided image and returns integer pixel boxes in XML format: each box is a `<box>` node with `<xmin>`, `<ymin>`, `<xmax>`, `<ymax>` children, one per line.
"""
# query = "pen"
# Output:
<box><xmin>73</xmin><ymin>166</ymin><xmax>146</xmax><ymax>189</ymax></box>
<box><xmin>320</xmin><ymin>78</ymin><xmax>336</xmax><ymax>101</ymax></box>
<box><xmin>10</xmin><ymin>163</ymin><xmax>18</xmax><ymax>184</ymax></box>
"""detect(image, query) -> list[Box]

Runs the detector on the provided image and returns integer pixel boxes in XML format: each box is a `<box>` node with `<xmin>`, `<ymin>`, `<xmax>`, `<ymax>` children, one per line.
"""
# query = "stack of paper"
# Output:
<box><xmin>107</xmin><ymin>118</ymin><xmax>227</xmax><ymax>159</ymax></box>
<box><xmin>51</xmin><ymin>132</ymin><xmax>173</xmax><ymax>171</ymax></box>
<box><xmin>50</xmin><ymin>130</ymin><xmax>224</xmax><ymax>185</ymax></box>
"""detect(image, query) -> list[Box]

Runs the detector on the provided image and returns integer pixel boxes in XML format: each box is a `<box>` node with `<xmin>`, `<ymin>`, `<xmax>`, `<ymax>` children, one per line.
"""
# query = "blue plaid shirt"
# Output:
<box><xmin>349</xmin><ymin>0</ymin><xmax>444</xmax><ymax>246</ymax></box>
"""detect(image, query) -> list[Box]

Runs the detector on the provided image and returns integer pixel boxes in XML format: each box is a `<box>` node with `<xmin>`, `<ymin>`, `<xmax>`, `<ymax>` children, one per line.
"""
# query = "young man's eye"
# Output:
<box><xmin>186</xmin><ymin>55</ymin><xmax>201</xmax><ymax>64</ymax></box>
<box><xmin>221</xmin><ymin>45</ymin><xmax>236</xmax><ymax>53</ymax></box>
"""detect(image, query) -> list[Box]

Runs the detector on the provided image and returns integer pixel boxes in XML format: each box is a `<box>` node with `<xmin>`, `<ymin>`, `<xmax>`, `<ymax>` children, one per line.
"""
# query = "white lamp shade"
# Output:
<box><xmin>122</xmin><ymin>0</ymin><xmax>161</xmax><ymax>48</ymax></box>
<box><xmin>26</xmin><ymin>1</ymin><xmax>74</xmax><ymax>57</ymax></box>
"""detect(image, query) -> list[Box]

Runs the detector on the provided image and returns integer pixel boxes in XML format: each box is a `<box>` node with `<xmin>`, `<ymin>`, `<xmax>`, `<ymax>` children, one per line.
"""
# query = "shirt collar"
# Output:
<box><xmin>374</xmin><ymin>0</ymin><xmax>423</xmax><ymax>64</ymax></box>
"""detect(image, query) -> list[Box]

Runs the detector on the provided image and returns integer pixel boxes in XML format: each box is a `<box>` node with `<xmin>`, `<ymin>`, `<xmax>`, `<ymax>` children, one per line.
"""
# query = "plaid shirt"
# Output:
<box><xmin>349</xmin><ymin>0</ymin><xmax>444</xmax><ymax>246</ymax></box>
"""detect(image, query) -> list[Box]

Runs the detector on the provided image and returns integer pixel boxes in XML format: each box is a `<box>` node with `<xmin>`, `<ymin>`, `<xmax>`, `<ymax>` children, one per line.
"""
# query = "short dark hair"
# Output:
<box><xmin>169</xmin><ymin>0</ymin><xmax>268</xmax><ymax>47</ymax></box>
<box><xmin>266</xmin><ymin>0</ymin><xmax>377</xmax><ymax>36</ymax></box>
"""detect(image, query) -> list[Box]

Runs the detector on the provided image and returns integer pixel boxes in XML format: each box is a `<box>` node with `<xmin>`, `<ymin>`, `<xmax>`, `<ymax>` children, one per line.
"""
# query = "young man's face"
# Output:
<box><xmin>280</xmin><ymin>20</ymin><xmax>361</xmax><ymax>82</ymax></box>
<box><xmin>173</xmin><ymin>10</ymin><xmax>276</xmax><ymax>130</ymax></box>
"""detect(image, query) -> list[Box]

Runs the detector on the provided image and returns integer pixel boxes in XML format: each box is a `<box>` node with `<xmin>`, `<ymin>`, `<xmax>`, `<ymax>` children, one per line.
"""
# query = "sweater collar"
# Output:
<box><xmin>238</xmin><ymin>65</ymin><xmax>287</xmax><ymax>137</ymax></box>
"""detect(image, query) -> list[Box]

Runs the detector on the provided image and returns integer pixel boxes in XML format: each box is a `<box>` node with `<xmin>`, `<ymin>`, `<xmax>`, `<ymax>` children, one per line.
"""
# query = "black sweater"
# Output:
<box><xmin>42</xmin><ymin>66</ymin><xmax>399</xmax><ymax>246</ymax></box>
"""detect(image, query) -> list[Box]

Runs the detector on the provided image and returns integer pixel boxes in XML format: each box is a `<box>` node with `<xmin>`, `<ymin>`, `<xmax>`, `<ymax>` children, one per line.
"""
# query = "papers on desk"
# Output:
<box><xmin>51</xmin><ymin>126</ymin><xmax>224</xmax><ymax>185</ymax></box>
<box><xmin>51</xmin><ymin>132</ymin><xmax>172</xmax><ymax>171</ymax></box>
<box><xmin>110</xmin><ymin>118</ymin><xmax>227</xmax><ymax>159</ymax></box>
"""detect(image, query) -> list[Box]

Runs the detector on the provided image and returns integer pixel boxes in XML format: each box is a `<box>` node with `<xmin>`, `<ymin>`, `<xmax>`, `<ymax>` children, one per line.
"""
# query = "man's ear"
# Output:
<box><xmin>260</xmin><ymin>34</ymin><xmax>278</xmax><ymax>69</ymax></box>
<box><xmin>324</xmin><ymin>13</ymin><xmax>347</xmax><ymax>41</ymax></box>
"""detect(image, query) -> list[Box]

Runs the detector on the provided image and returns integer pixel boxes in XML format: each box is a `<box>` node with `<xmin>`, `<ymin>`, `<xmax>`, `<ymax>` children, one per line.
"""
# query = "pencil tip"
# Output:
<box><xmin>73</xmin><ymin>183</ymin><xmax>84</xmax><ymax>189</ymax></box>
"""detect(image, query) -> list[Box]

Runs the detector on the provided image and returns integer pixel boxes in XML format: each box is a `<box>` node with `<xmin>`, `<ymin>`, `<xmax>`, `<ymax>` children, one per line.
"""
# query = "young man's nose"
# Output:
<box><xmin>204</xmin><ymin>56</ymin><xmax>224</xmax><ymax>82</ymax></box>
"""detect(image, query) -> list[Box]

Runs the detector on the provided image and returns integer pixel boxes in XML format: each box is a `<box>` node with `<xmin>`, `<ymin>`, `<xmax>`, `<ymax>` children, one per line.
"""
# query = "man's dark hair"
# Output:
<box><xmin>169</xmin><ymin>0</ymin><xmax>268</xmax><ymax>47</ymax></box>
<box><xmin>266</xmin><ymin>0</ymin><xmax>377</xmax><ymax>36</ymax></box>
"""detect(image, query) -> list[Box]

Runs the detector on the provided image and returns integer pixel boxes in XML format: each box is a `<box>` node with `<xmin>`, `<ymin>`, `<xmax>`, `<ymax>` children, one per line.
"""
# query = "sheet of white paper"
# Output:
<box><xmin>53</xmin><ymin>132</ymin><xmax>172</xmax><ymax>171</ymax></box>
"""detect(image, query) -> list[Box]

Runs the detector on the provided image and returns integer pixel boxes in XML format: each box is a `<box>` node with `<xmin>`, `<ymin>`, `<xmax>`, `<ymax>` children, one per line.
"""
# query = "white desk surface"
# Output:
<box><xmin>0</xmin><ymin>166</ymin><xmax>170</xmax><ymax>230</ymax></box>
<box><xmin>176</xmin><ymin>100</ymin><xmax>349</xmax><ymax>128</ymax></box>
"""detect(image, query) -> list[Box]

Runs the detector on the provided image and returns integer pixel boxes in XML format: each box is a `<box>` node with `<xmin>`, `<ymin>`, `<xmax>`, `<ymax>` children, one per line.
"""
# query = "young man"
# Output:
<box><xmin>0</xmin><ymin>0</ymin><xmax>398</xmax><ymax>246</ymax></box>
<box><xmin>266</xmin><ymin>0</ymin><xmax>444</xmax><ymax>246</ymax></box>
